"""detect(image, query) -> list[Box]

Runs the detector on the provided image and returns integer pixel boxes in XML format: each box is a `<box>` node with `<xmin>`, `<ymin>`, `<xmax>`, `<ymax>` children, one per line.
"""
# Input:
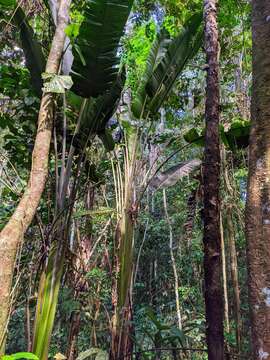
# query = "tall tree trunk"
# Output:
<box><xmin>203</xmin><ymin>0</ymin><xmax>224</xmax><ymax>359</ymax></box>
<box><xmin>245</xmin><ymin>1</ymin><xmax>270</xmax><ymax>358</ymax></box>
<box><xmin>220</xmin><ymin>215</ymin><xmax>230</xmax><ymax>334</ymax></box>
<box><xmin>226</xmin><ymin>206</ymin><xmax>241</xmax><ymax>353</ymax></box>
<box><xmin>0</xmin><ymin>0</ymin><xmax>71</xmax><ymax>349</ymax></box>
<box><xmin>67</xmin><ymin>311</ymin><xmax>81</xmax><ymax>360</ymax></box>
<box><xmin>163</xmin><ymin>189</ymin><xmax>182</xmax><ymax>331</ymax></box>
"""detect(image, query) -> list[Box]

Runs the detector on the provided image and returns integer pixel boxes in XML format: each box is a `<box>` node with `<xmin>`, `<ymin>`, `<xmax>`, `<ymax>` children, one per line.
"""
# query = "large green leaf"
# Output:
<box><xmin>71</xmin><ymin>0</ymin><xmax>133</xmax><ymax>98</ymax></box>
<box><xmin>13</xmin><ymin>7</ymin><xmax>46</xmax><ymax>96</ymax></box>
<box><xmin>183</xmin><ymin>120</ymin><xmax>251</xmax><ymax>151</ymax></box>
<box><xmin>74</xmin><ymin>71</ymin><xmax>125</xmax><ymax>150</ymax></box>
<box><xmin>146</xmin><ymin>12</ymin><xmax>203</xmax><ymax>114</ymax></box>
<box><xmin>2</xmin><ymin>353</ymin><xmax>39</xmax><ymax>360</ymax></box>
<box><xmin>131</xmin><ymin>30</ymin><xmax>171</xmax><ymax>119</ymax></box>
<box><xmin>225</xmin><ymin>119</ymin><xmax>250</xmax><ymax>150</ymax></box>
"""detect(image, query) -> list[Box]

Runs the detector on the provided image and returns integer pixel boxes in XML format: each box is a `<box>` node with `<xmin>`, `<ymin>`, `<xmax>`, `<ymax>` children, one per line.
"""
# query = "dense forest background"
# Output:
<box><xmin>0</xmin><ymin>0</ymin><xmax>268</xmax><ymax>359</ymax></box>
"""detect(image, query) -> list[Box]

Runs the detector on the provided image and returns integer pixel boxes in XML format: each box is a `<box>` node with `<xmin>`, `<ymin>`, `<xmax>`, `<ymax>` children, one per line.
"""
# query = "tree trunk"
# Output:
<box><xmin>220</xmin><ymin>215</ymin><xmax>230</xmax><ymax>334</ymax></box>
<box><xmin>226</xmin><ymin>206</ymin><xmax>241</xmax><ymax>353</ymax></box>
<box><xmin>67</xmin><ymin>311</ymin><xmax>81</xmax><ymax>360</ymax></box>
<box><xmin>0</xmin><ymin>0</ymin><xmax>71</xmax><ymax>349</ymax></box>
<box><xmin>163</xmin><ymin>189</ymin><xmax>182</xmax><ymax>331</ymax></box>
<box><xmin>203</xmin><ymin>0</ymin><xmax>224</xmax><ymax>359</ymax></box>
<box><xmin>245</xmin><ymin>1</ymin><xmax>270</xmax><ymax>358</ymax></box>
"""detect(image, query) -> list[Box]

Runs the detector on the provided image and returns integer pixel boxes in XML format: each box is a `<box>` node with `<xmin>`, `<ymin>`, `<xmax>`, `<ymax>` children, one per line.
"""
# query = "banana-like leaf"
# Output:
<box><xmin>131</xmin><ymin>30</ymin><xmax>171</xmax><ymax>118</ymax></box>
<box><xmin>146</xmin><ymin>12</ymin><xmax>203</xmax><ymax>114</ymax></box>
<box><xmin>13</xmin><ymin>7</ymin><xmax>46</xmax><ymax>96</ymax></box>
<box><xmin>184</xmin><ymin>120</ymin><xmax>250</xmax><ymax>151</ymax></box>
<box><xmin>74</xmin><ymin>71</ymin><xmax>125</xmax><ymax>150</ymax></box>
<box><xmin>225</xmin><ymin>119</ymin><xmax>250</xmax><ymax>150</ymax></box>
<box><xmin>71</xmin><ymin>0</ymin><xmax>133</xmax><ymax>98</ymax></box>
<box><xmin>150</xmin><ymin>159</ymin><xmax>201</xmax><ymax>190</ymax></box>
<box><xmin>98</xmin><ymin>128</ymin><xmax>115</xmax><ymax>151</ymax></box>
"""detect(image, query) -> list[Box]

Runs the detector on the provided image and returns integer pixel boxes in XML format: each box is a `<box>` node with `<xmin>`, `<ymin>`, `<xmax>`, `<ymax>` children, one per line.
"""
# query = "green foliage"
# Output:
<box><xmin>184</xmin><ymin>120</ymin><xmax>250</xmax><ymax>151</ymax></box>
<box><xmin>138</xmin><ymin>307</ymin><xmax>190</xmax><ymax>350</ymax></box>
<box><xmin>146</xmin><ymin>12</ymin><xmax>203</xmax><ymax>114</ymax></box>
<box><xmin>131</xmin><ymin>12</ymin><xmax>203</xmax><ymax>118</ymax></box>
<box><xmin>1</xmin><ymin>353</ymin><xmax>38</xmax><ymax>360</ymax></box>
<box><xmin>32</xmin><ymin>250</ymin><xmax>65</xmax><ymax>360</ymax></box>
<box><xmin>124</xmin><ymin>20</ymin><xmax>157</xmax><ymax>92</ymax></box>
<box><xmin>0</xmin><ymin>0</ymin><xmax>15</xmax><ymax>8</ymax></box>
<box><xmin>131</xmin><ymin>29</ymin><xmax>171</xmax><ymax>118</ymax></box>
<box><xmin>13</xmin><ymin>7</ymin><xmax>45</xmax><ymax>96</ymax></box>
<box><xmin>71</xmin><ymin>0</ymin><xmax>134</xmax><ymax>97</ymax></box>
<box><xmin>73</xmin><ymin>71</ymin><xmax>125</xmax><ymax>151</ymax></box>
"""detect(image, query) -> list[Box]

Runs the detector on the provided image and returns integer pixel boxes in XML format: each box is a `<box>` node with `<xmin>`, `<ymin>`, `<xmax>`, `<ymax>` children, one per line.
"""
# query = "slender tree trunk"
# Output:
<box><xmin>220</xmin><ymin>215</ymin><xmax>230</xmax><ymax>334</ymax></box>
<box><xmin>183</xmin><ymin>188</ymin><xmax>198</xmax><ymax>249</ymax></box>
<box><xmin>203</xmin><ymin>0</ymin><xmax>224</xmax><ymax>359</ymax></box>
<box><xmin>0</xmin><ymin>0</ymin><xmax>71</xmax><ymax>349</ymax></box>
<box><xmin>226</xmin><ymin>206</ymin><xmax>241</xmax><ymax>353</ymax></box>
<box><xmin>163</xmin><ymin>189</ymin><xmax>182</xmax><ymax>331</ymax></box>
<box><xmin>221</xmin><ymin>146</ymin><xmax>241</xmax><ymax>352</ymax></box>
<box><xmin>67</xmin><ymin>311</ymin><xmax>81</xmax><ymax>360</ymax></box>
<box><xmin>245</xmin><ymin>1</ymin><xmax>270</xmax><ymax>358</ymax></box>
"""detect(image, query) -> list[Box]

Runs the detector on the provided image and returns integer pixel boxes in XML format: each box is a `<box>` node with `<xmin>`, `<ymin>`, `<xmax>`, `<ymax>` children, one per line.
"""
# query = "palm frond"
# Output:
<box><xmin>131</xmin><ymin>30</ymin><xmax>171</xmax><ymax>119</ymax></box>
<box><xmin>13</xmin><ymin>7</ymin><xmax>46</xmax><ymax>96</ymax></box>
<box><xmin>146</xmin><ymin>12</ymin><xmax>203</xmax><ymax>114</ymax></box>
<box><xmin>74</xmin><ymin>71</ymin><xmax>125</xmax><ymax>150</ymax></box>
<box><xmin>150</xmin><ymin>159</ymin><xmax>201</xmax><ymax>190</ymax></box>
<box><xmin>71</xmin><ymin>0</ymin><xmax>133</xmax><ymax>98</ymax></box>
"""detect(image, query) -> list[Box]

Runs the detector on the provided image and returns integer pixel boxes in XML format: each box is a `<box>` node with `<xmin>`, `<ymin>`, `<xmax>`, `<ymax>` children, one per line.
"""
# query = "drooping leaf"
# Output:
<box><xmin>184</xmin><ymin>120</ymin><xmax>251</xmax><ymax>151</ymax></box>
<box><xmin>71</xmin><ymin>0</ymin><xmax>133</xmax><ymax>97</ymax></box>
<box><xmin>98</xmin><ymin>128</ymin><xmax>115</xmax><ymax>152</ymax></box>
<box><xmin>13</xmin><ymin>7</ymin><xmax>46</xmax><ymax>96</ymax></box>
<box><xmin>131</xmin><ymin>30</ymin><xmax>171</xmax><ymax>118</ymax></box>
<box><xmin>146</xmin><ymin>12</ymin><xmax>203</xmax><ymax>114</ymax></box>
<box><xmin>74</xmin><ymin>71</ymin><xmax>125</xmax><ymax>150</ymax></box>
<box><xmin>225</xmin><ymin>119</ymin><xmax>250</xmax><ymax>150</ymax></box>
<box><xmin>183</xmin><ymin>127</ymin><xmax>204</xmax><ymax>147</ymax></box>
<box><xmin>150</xmin><ymin>159</ymin><xmax>202</xmax><ymax>190</ymax></box>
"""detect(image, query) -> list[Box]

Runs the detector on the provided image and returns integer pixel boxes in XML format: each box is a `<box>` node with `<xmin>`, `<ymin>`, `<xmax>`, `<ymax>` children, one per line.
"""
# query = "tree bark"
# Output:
<box><xmin>220</xmin><ymin>215</ymin><xmax>230</xmax><ymax>334</ymax></box>
<box><xmin>226</xmin><ymin>206</ymin><xmax>241</xmax><ymax>353</ymax></box>
<box><xmin>0</xmin><ymin>0</ymin><xmax>71</xmax><ymax>349</ymax></box>
<box><xmin>245</xmin><ymin>1</ymin><xmax>270</xmax><ymax>358</ymax></box>
<box><xmin>203</xmin><ymin>0</ymin><xmax>224</xmax><ymax>359</ymax></box>
<box><xmin>163</xmin><ymin>189</ymin><xmax>182</xmax><ymax>331</ymax></box>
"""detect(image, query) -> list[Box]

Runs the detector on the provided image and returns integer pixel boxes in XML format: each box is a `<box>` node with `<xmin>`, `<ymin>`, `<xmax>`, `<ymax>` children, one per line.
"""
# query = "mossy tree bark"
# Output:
<box><xmin>246</xmin><ymin>1</ymin><xmax>270</xmax><ymax>358</ymax></box>
<box><xmin>0</xmin><ymin>0</ymin><xmax>71</xmax><ymax>349</ymax></box>
<box><xmin>203</xmin><ymin>0</ymin><xmax>224</xmax><ymax>359</ymax></box>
